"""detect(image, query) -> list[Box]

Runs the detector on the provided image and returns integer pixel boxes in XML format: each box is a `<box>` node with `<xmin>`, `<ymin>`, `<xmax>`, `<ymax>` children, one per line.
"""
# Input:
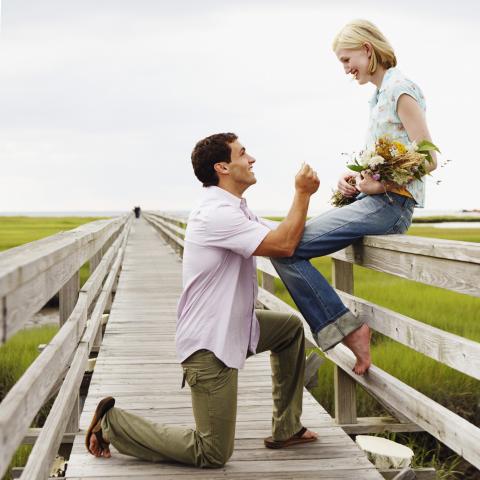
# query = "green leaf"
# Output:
<box><xmin>347</xmin><ymin>164</ymin><xmax>364</xmax><ymax>173</ymax></box>
<box><xmin>417</xmin><ymin>140</ymin><xmax>440</xmax><ymax>153</ymax></box>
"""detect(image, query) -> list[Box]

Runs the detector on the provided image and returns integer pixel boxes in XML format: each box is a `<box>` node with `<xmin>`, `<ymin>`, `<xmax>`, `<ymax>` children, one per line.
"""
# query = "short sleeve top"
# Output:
<box><xmin>176</xmin><ymin>186</ymin><xmax>271</xmax><ymax>369</ymax></box>
<box><xmin>366</xmin><ymin>67</ymin><xmax>427</xmax><ymax>207</ymax></box>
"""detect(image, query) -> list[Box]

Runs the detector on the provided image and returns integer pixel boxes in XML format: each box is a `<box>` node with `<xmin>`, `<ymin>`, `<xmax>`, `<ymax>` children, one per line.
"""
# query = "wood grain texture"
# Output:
<box><xmin>66</xmin><ymin>218</ymin><xmax>382</xmax><ymax>479</ymax></box>
<box><xmin>0</xmin><ymin>220</ymin><xmax>131</xmax><ymax>479</ymax></box>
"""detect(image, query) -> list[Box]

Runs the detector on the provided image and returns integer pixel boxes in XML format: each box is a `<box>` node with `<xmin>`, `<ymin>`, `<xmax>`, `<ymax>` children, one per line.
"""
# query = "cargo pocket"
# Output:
<box><xmin>182</xmin><ymin>368</ymin><xmax>197</xmax><ymax>388</ymax></box>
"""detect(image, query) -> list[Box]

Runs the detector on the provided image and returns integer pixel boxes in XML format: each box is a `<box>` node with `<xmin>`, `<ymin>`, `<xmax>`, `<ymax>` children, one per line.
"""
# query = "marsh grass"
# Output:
<box><xmin>0</xmin><ymin>326</ymin><xmax>59</xmax><ymax>480</ymax></box>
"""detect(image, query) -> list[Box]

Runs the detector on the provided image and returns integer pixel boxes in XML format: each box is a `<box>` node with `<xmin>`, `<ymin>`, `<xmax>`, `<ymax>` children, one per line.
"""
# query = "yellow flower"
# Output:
<box><xmin>393</xmin><ymin>141</ymin><xmax>407</xmax><ymax>154</ymax></box>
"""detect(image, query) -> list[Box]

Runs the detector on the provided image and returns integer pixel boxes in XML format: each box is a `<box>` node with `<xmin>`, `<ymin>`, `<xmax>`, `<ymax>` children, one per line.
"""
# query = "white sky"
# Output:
<box><xmin>0</xmin><ymin>0</ymin><xmax>479</xmax><ymax>213</ymax></box>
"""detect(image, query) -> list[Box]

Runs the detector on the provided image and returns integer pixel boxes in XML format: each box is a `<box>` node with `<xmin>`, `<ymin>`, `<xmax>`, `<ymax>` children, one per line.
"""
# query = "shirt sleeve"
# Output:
<box><xmin>391</xmin><ymin>79</ymin><xmax>423</xmax><ymax>113</ymax></box>
<box><xmin>205</xmin><ymin>204</ymin><xmax>270</xmax><ymax>258</ymax></box>
<box><xmin>259</xmin><ymin>217</ymin><xmax>280</xmax><ymax>230</ymax></box>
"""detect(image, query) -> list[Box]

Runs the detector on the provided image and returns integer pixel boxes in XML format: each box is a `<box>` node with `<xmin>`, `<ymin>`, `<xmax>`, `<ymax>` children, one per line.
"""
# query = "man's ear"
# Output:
<box><xmin>214</xmin><ymin>162</ymin><xmax>229</xmax><ymax>176</ymax></box>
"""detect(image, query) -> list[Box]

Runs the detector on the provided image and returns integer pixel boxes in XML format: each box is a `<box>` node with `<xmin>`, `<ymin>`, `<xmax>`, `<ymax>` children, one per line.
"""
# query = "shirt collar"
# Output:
<box><xmin>204</xmin><ymin>186</ymin><xmax>246</xmax><ymax>209</ymax></box>
<box><xmin>369</xmin><ymin>67</ymin><xmax>397</xmax><ymax>106</ymax></box>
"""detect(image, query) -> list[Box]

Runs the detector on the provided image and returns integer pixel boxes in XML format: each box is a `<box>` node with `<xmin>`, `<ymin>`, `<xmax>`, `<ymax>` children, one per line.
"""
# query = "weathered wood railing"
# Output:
<box><xmin>144</xmin><ymin>210</ymin><xmax>480</xmax><ymax>473</ymax></box>
<box><xmin>0</xmin><ymin>214</ymin><xmax>132</xmax><ymax>479</ymax></box>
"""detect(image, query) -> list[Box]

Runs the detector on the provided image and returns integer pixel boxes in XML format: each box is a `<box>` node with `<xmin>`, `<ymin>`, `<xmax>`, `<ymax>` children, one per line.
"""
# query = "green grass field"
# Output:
<box><xmin>0</xmin><ymin>216</ymin><xmax>108</xmax><ymax>289</ymax></box>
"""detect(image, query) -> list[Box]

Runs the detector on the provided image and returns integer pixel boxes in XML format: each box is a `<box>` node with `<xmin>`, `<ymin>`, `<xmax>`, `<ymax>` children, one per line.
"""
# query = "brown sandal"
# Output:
<box><xmin>86</xmin><ymin>396</ymin><xmax>115</xmax><ymax>454</ymax></box>
<box><xmin>264</xmin><ymin>427</ymin><xmax>317</xmax><ymax>449</ymax></box>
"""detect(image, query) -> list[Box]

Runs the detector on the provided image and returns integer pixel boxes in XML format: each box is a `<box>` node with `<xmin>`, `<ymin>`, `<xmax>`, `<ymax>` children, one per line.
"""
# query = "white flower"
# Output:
<box><xmin>358</xmin><ymin>149</ymin><xmax>374</xmax><ymax>167</ymax></box>
<box><xmin>368</xmin><ymin>155</ymin><xmax>385</xmax><ymax>168</ymax></box>
<box><xmin>407</xmin><ymin>140</ymin><xmax>418</xmax><ymax>153</ymax></box>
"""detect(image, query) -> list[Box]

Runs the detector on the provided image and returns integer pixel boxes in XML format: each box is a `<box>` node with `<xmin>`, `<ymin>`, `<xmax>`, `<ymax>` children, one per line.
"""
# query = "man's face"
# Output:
<box><xmin>222</xmin><ymin>140</ymin><xmax>257</xmax><ymax>188</ymax></box>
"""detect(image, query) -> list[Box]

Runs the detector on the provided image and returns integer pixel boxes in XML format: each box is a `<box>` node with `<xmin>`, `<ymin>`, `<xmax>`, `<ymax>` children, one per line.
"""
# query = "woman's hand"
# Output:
<box><xmin>337</xmin><ymin>172</ymin><xmax>359</xmax><ymax>197</ymax></box>
<box><xmin>356</xmin><ymin>171</ymin><xmax>385</xmax><ymax>194</ymax></box>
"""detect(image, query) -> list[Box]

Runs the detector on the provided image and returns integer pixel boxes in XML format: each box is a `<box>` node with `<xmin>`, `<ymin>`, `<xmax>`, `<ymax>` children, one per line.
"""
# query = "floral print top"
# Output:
<box><xmin>366</xmin><ymin>67</ymin><xmax>427</xmax><ymax>207</ymax></box>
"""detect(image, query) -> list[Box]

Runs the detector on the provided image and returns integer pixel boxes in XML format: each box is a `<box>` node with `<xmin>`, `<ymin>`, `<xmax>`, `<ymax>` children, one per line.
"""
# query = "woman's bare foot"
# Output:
<box><xmin>342</xmin><ymin>323</ymin><xmax>371</xmax><ymax>375</ymax></box>
<box><xmin>89</xmin><ymin>433</ymin><xmax>111</xmax><ymax>458</ymax></box>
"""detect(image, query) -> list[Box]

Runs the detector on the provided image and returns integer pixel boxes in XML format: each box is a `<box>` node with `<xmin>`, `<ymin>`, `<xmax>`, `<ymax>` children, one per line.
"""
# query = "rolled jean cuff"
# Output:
<box><xmin>313</xmin><ymin>312</ymin><xmax>363</xmax><ymax>351</ymax></box>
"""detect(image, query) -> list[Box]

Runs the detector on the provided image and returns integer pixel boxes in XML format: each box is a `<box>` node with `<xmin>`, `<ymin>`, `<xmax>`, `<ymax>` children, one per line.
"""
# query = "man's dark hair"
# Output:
<box><xmin>191</xmin><ymin>133</ymin><xmax>238</xmax><ymax>187</ymax></box>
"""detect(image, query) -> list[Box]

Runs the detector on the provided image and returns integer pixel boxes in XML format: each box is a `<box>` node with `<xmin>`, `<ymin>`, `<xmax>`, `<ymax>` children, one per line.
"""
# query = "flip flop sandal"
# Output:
<box><xmin>264</xmin><ymin>426</ymin><xmax>317</xmax><ymax>449</ymax></box>
<box><xmin>86</xmin><ymin>396</ymin><xmax>115</xmax><ymax>454</ymax></box>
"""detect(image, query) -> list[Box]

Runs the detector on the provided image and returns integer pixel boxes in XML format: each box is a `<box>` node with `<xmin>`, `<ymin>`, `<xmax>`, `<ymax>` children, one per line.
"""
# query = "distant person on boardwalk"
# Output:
<box><xmin>133</xmin><ymin>206</ymin><xmax>141</xmax><ymax>218</ymax></box>
<box><xmin>271</xmin><ymin>19</ymin><xmax>438</xmax><ymax>375</ymax></box>
<box><xmin>86</xmin><ymin>133</ymin><xmax>320</xmax><ymax>466</ymax></box>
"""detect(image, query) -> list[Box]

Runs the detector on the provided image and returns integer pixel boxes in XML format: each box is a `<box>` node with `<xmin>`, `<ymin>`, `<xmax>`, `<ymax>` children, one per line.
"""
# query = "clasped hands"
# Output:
<box><xmin>337</xmin><ymin>171</ymin><xmax>385</xmax><ymax>197</ymax></box>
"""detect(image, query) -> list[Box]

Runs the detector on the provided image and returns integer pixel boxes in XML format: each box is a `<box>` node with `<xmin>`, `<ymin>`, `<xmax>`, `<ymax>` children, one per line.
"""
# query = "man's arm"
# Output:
<box><xmin>253</xmin><ymin>164</ymin><xmax>319</xmax><ymax>257</ymax></box>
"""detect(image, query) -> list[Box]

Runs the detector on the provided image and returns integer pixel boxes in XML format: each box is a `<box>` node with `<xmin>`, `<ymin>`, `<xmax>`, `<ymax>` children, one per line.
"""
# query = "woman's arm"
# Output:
<box><xmin>397</xmin><ymin>94</ymin><xmax>437</xmax><ymax>172</ymax></box>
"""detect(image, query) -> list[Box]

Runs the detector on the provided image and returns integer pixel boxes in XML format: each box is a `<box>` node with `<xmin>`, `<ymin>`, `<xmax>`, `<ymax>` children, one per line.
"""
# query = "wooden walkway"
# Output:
<box><xmin>66</xmin><ymin>218</ymin><xmax>382</xmax><ymax>479</ymax></box>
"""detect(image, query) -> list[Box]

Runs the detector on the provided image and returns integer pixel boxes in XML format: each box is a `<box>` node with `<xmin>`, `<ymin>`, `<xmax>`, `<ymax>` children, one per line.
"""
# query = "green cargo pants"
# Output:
<box><xmin>100</xmin><ymin>309</ymin><xmax>305</xmax><ymax>468</ymax></box>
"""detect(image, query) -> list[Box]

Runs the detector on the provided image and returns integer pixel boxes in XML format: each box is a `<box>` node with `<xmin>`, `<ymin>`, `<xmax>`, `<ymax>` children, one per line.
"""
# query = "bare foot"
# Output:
<box><xmin>342</xmin><ymin>323</ymin><xmax>371</xmax><ymax>375</ymax></box>
<box><xmin>301</xmin><ymin>429</ymin><xmax>318</xmax><ymax>440</ymax></box>
<box><xmin>89</xmin><ymin>433</ymin><xmax>111</xmax><ymax>458</ymax></box>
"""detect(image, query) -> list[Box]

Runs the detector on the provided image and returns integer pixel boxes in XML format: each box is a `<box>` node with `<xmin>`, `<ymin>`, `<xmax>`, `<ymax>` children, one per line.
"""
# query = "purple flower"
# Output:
<box><xmin>372</xmin><ymin>173</ymin><xmax>381</xmax><ymax>181</ymax></box>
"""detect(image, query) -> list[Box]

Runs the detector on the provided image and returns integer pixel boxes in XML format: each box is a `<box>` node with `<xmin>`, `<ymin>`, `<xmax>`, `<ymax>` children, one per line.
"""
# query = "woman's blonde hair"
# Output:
<box><xmin>332</xmin><ymin>19</ymin><xmax>397</xmax><ymax>74</ymax></box>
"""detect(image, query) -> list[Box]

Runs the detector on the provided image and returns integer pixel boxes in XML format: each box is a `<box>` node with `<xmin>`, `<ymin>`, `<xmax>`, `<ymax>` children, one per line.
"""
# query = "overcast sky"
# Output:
<box><xmin>0</xmin><ymin>0</ymin><xmax>478</xmax><ymax>214</ymax></box>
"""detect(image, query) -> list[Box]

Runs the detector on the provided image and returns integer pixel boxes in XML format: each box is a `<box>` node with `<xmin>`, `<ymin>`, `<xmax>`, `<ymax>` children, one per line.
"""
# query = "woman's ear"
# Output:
<box><xmin>364</xmin><ymin>42</ymin><xmax>372</xmax><ymax>59</ymax></box>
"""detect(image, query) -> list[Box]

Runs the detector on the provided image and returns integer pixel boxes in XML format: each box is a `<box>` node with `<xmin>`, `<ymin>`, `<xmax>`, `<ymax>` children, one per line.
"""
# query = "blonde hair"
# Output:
<box><xmin>332</xmin><ymin>19</ymin><xmax>397</xmax><ymax>74</ymax></box>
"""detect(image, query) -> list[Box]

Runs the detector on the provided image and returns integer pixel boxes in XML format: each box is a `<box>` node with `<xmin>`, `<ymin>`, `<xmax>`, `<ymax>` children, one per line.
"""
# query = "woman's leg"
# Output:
<box><xmin>271</xmin><ymin>193</ymin><xmax>414</xmax><ymax>350</ymax></box>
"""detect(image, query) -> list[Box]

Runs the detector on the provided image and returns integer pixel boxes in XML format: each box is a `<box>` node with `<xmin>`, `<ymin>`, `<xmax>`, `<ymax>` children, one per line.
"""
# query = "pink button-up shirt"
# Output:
<box><xmin>176</xmin><ymin>186</ymin><xmax>271</xmax><ymax>369</ymax></box>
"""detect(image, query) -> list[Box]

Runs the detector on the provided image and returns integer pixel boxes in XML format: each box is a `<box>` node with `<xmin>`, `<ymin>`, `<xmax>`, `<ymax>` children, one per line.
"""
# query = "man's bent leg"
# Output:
<box><xmin>254</xmin><ymin>309</ymin><xmax>305</xmax><ymax>441</ymax></box>
<box><xmin>101</xmin><ymin>350</ymin><xmax>237</xmax><ymax>468</ymax></box>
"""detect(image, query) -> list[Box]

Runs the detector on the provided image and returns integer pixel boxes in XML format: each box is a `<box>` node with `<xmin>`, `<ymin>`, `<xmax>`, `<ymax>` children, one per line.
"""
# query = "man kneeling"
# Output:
<box><xmin>86</xmin><ymin>133</ymin><xmax>320</xmax><ymax>467</ymax></box>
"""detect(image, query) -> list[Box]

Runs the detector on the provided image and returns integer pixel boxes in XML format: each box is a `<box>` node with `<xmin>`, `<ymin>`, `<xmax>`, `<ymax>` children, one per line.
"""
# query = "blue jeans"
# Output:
<box><xmin>271</xmin><ymin>192</ymin><xmax>415</xmax><ymax>351</ymax></box>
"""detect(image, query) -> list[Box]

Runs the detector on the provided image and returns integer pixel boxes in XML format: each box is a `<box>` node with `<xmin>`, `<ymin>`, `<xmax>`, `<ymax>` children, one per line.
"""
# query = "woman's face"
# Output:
<box><xmin>335</xmin><ymin>46</ymin><xmax>371</xmax><ymax>85</ymax></box>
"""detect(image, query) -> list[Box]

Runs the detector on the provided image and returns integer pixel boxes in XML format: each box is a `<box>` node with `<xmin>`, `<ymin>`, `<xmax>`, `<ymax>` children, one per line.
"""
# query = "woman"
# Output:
<box><xmin>271</xmin><ymin>19</ymin><xmax>437</xmax><ymax>375</ymax></box>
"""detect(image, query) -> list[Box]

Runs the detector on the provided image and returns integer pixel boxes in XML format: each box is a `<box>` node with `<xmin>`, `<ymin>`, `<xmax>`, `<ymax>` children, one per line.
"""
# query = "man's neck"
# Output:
<box><xmin>216</xmin><ymin>181</ymin><xmax>248</xmax><ymax>199</ymax></box>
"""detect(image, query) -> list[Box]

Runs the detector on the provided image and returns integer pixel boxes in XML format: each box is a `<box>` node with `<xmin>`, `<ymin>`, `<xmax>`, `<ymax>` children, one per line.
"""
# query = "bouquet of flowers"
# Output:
<box><xmin>331</xmin><ymin>135</ymin><xmax>440</xmax><ymax>207</ymax></box>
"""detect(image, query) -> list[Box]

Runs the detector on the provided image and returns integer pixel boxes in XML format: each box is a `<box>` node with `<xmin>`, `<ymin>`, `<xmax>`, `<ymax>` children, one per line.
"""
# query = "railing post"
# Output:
<box><xmin>59</xmin><ymin>271</ymin><xmax>80</xmax><ymax>327</ymax></box>
<box><xmin>90</xmin><ymin>250</ymin><xmax>103</xmax><ymax>275</ymax></box>
<box><xmin>332</xmin><ymin>258</ymin><xmax>357</xmax><ymax>425</ymax></box>
<box><xmin>261</xmin><ymin>272</ymin><xmax>275</xmax><ymax>294</ymax></box>
<box><xmin>59</xmin><ymin>271</ymin><xmax>81</xmax><ymax>437</ymax></box>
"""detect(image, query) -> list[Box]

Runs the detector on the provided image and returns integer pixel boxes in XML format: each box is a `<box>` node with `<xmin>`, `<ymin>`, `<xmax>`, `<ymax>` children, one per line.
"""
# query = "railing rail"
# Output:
<box><xmin>0</xmin><ymin>214</ymin><xmax>132</xmax><ymax>479</ymax></box>
<box><xmin>144</xmin><ymin>210</ymin><xmax>480</xmax><ymax>471</ymax></box>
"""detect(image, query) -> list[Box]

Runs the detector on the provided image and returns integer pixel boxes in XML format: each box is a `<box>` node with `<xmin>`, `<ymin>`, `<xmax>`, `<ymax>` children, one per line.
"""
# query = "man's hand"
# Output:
<box><xmin>253</xmin><ymin>164</ymin><xmax>319</xmax><ymax>257</ymax></box>
<box><xmin>338</xmin><ymin>172</ymin><xmax>359</xmax><ymax>197</ymax></box>
<box><xmin>356</xmin><ymin>171</ymin><xmax>384</xmax><ymax>195</ymax></box>
<box><xmin>295</xmin><ymin>163</ymin><xmax>320</xmax><ymax>195</ymax></box>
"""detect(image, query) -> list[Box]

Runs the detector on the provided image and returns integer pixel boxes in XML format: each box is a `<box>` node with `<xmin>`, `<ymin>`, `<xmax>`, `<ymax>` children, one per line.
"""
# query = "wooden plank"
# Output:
<box><xmin>0</xmin><ymin>296</ymin><xmax>88</xmax><ymax>479</ymax></box>
<box><xmin>66</xmin><ymin>218</ymin><xmax>382</xmax><ymax>479</ymax></box>
<box><xmin>339</xmin><ymin>417</ymin><xmax>421</xmax><ymax>434</ymax></box>
<box><xmin>143</xmin><ymin>214</ymin><xmax>186</xmax><ymax>237</ymax></box>
<box><xmin>360</xmin><ymin>234</ymin><xmax>480</xmax><ymax>264</ymax></box>
<box><xmin>331</xmin><ymin>244</ymin><xmax>480</xmax><ymax>297</ymax></box>
<box><xmin>332</xmin><ymin>259</ymin><xmax>356</xmax><ymax>425</ymax></box>
<box><xmin>326</xmin><ymin>344</ymin><xmax>480</xmax><ymax>470</ymax></box>
<box><xmin>59</xmin><ymin>271</ymin><xmax>80</xmax><ymax>326</ymax></box>
<box><xmin>0</xmin><ymin>223</ymin><xmax>131</xmax><ymax>479</ymax></box>
<box><xmin>379</xmin><ymin>468</ymin><xmax>436</xmax><ymax>479</ymax></box>
<box><xmin>19</xmin><ymin>228</ymin><xmax>130</xmax><ymax>479</ymax></box>
<box><xmin>0</xmin><ymin>215</ymin><xmax>129</xmax><ymax>342</ymax></box>
<box><xmin>21</xmin><ymin>343</ymin><xmax>89</xmax><ymax>480</ymax></box>
<box><xmin>337</xmin><ymin>290</ymin><xmax>480</xmax><ymax>380</ymax></box>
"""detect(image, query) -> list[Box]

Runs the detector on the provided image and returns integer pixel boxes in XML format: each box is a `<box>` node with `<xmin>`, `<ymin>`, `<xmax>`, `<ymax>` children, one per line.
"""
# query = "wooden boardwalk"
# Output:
<box><xmin>66</xmin><ymin>218</ymin><xmax>382</xmax><ymax>479</ymax></box>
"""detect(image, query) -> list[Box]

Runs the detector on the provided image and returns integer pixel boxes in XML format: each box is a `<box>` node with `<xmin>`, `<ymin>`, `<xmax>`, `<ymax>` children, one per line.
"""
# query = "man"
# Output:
<box><xmin>86</xmin><ymin>132</ymin><xmax>319</xmax><ymax>467</ymax></box>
